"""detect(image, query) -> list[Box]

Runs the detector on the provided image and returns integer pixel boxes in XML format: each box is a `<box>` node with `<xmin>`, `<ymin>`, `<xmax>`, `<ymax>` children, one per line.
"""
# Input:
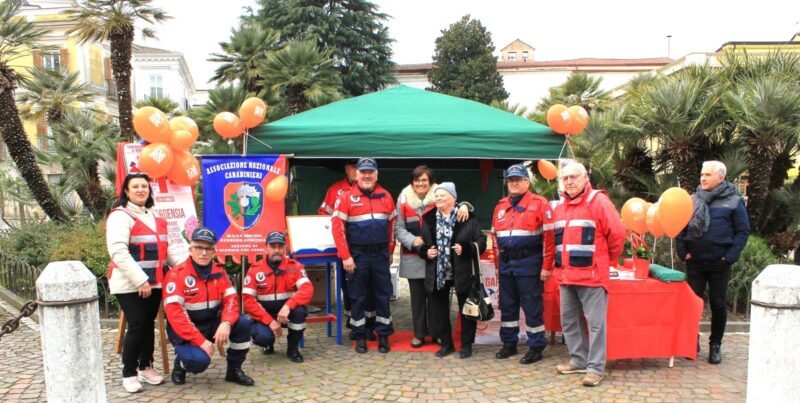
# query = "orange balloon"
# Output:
<box><xmin>239</xmin><ymin>97</ymin><xmax>268</xmax><ymax>129</ymax></box>
<box><xmin>213</xmin><ymin>112</ymin><xmax>243</xmax><ymax>138</ymax></box>
<box><xmin>166</xmin><ymin>150</ymin><xmax>201</xmax><ymax>186</ymax></box>
<box><xmin>137</xmin><ymin>143</ymin><xmax>174</xmax><ymax>178</ymax></box>
<box><xmin>646</xmin><ymin>203</ymin><xmax>665</xmax><ymax>237</ymax></box>
<box><xmin>169</xmin><ymin>116</ymin><xmax>199</xmax><ymax>139</ymax></box>
<box><xmin>546</xmin><ymin>104</ymin><xmax>570</xmax><ymax>135</ymax></box>
<box><xmin>565</xmin><ymin>105</ymin><xmax>589</xmax><ymax>135</ymax></box>
<box><xmin>133</xmin><ymin>107</ymin><xmax>171</xmax><ymax>143</ymax></box>
<box><xmin>657</xmin><ymin>187</ymin><xmax>694</xmax><ymax>238</ymax></box>
<box><xmin>537</xmin><ymin>160</ymin><xmax>558</xmax><ymax>180</ymax></box>
<box><xmin>265</xmin><ymin>175</ymin><xmax>288</xmax><ymax>202</ymax></box>
<box><xmin>621</xmin><ymin>197</ymin><xmax>648</xmax><ymax>234</ymax></box>
<box><xmin>169</xmin><ymin>129</ymin><xmax>196</xmax><ymax>151</ymax></box>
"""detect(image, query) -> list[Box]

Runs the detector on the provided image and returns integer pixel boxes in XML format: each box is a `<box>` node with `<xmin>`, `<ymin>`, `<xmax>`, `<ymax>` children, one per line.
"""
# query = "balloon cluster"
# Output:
<box><xmin>546</xmin><ymin>104</ymin><xmax>589</xmax><ymax>136</ymax></box>
<box><xmin>621</xmin><ymin>187</ymin><xmax>693</xmax><ymax>239</ymax></box>
<box><xmin>213</xmin><ymin>97</ymin><xmax>268</xmax><ymax>139</ymax></box>
<box><xmin>133</xmin><ymin>107</ymin><xmax>201</xmax><ymax>186</ymax></box>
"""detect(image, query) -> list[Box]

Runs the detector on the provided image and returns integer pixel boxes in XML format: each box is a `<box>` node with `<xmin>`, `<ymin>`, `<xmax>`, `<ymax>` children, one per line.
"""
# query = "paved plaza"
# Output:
<box><xmin>0</xmin><ymin>279</ymin><xmax>748</xmax><ymax>403</ymax></box>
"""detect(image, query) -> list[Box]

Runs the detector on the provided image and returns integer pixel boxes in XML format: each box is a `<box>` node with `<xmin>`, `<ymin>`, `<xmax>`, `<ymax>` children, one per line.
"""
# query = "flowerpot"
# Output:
<box><xmin>632</xmin><ymin>257</ymin><xmax>651</xmax><ymax>279</ymax></box>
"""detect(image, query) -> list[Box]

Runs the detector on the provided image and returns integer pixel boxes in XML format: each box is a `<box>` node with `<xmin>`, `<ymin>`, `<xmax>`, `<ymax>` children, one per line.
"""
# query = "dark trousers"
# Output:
<box><xmin>407</xmin><ymin>278</ymin><xmax>430</xmax><ymax>339</ymax></box>
<box><xmin>169</xmin><ymin>316</ymin><xmax>252</xmax><ymax>373</ymax></box>
<box><xmin>687</xmin><ymin>259</ymin><xmax>731</xmax><ymax>345</ymax></box>
<box><xmin>116</xmin><ymin>289</ymin><xmax>162</xmax><ymax>377</ymax></box>
<box><xmin>250</xmin><ymin>302</ymin><xmax>308</xmax><ymax>350</ymax></box>
<box><xmin>428</xmin><ymin>282</ymin><xmax>477</xmax><ymax>347</ymax></box>
<box><xmin>499</xmin><ymin>273</ymin><xmax>547</xmax><ymax>351</ymax></box>
<box><xmin>347</xmin><ymin>250</ymin><xmax>394</xmax><ymax>337</ymax></box>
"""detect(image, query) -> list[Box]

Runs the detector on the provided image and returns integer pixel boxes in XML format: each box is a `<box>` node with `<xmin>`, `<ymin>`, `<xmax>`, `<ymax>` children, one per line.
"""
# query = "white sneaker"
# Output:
<box><xmin>137</xmin><ymin>367</ymin><xmax>165</xmax><ymax>385</ymax></box>
<box><xmin>122</xmin><ymin>376</ymin><xmax>143</xmax><ymax>393</ymax></box>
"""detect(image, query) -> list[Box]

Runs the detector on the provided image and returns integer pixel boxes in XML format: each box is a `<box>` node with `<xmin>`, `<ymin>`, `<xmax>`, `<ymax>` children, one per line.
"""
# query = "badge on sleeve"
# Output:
<box><xmin>166</xmin><ymin>282</ymin><xmax>176</xmax><ymax>294</ymax></box>
<box><xmin>184</xmin><ymin>276</ymin><xmax>196</xmax><ymax>288</ymax></box>
<box><xmin>244</xmin><ymin>276</ymin><xmax>251</xmax><ymax>286</ymax></box>
<box><xmin>334</xmin><ymin>198</ymin><xmax>340</xmax><ymax>209</ymax></box>
<box><xmin>498</xmin><ymin>210</ymin><xmax>505</xmax><ymax>220</ymax></box>
<box><xmin>546</xmin><ymin>211</ymin><xmax>552</xmax><ymax>220</ymax></box>
<box><xmin>300</xmin><ymin>269</ymin><xmax>307</xmax><ymax>278</ymax></box>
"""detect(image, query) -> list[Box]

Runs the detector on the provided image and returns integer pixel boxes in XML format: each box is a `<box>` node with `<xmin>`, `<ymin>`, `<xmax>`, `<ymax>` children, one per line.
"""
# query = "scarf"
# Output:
<box><xmin>687</xmin><ymin>181</ymin><xmax>737</xmax><ymax>237</ymax></box>
<box><xmin>400</xmin><ymin>184</ymin><xmax>436</xmax><ymax>211</ymax></box>
<box><xmin>435</xmin><ymin>208</ymin><xmax>456</xmax><ymax>290</ymax></box>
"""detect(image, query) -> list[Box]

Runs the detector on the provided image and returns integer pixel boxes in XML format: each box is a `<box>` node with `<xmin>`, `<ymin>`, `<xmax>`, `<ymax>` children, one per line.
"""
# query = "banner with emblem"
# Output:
<box><xmin>115</xmin><ymin>143</ymin><xmax>197</xmax><ymax>258</ymax></box>
<box><xmin>201</xmin><ymin>154</ymin><xmax>288</xmax><ymax>262</ymax></box>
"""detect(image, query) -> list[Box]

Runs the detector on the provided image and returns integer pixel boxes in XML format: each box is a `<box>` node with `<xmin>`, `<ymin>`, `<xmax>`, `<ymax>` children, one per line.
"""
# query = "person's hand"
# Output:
<box><xmin>138</xmin><ymin>282</ymin><xmax>152</xmax><ymax>299</ymax></box>
<box><xmin>200</xmin><ymin>340</ymin><xmax>215</xmax><ymax>358</ymax></box>
<box><xmin>426</xmin><ymin>246</ymin><xmax>438</xmax><ymax>259</ymax></box>
<box><xmin>343</xmin><ymin>257</ymin><xmax>356</xmax><ymax>273</ymax></box>
<box><xmin>269</xmin><ymin>320</ymin><xmax>283</xmax><ymax>338</ymax></box>
<box><xmin>214</xmin><ymin>321</ymin><xmax>231</xmax><ymax>350</ymax></box>
<box><xmin>685</xmin><ymin>253</ymin><xmax>692</xmax><ymax>260</ymax></box>
<box><xmin>540</xmin><ymin>269</ymin><xmax>552</xmax><ymax>282</ymax></box>
<box><xmin>277</xmin><ymin>305</ymin><xmax>291</xmax><ymax>325</ymax></box>
<box><xmin>412</xmin><ymin>236</ymin><xmax>424</xmax><ymax>247</ymax></box>
<box><xmin>456</xmin><ymin>204</ymin><xmax>470</xmax><ymax>222</ymax></box>
<box><xmin>452</xmin><ymin>244</ymin><xmax>463</xmax><ymax>256</ymax></box>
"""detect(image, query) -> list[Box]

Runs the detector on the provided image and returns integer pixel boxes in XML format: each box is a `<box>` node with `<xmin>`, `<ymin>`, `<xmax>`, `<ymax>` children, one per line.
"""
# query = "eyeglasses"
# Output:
<box><xmin>191</xmin><ymin>246</ymin><xmax>216</xmax><ymax>254</ymax></box>
<box><xmin>413</xmin><ymin>178</ymin><xmax>429</xmax><ymax>184</ymax></box>
<box><xmin>560</xmin><ymin>174</ymin><xmax>581</xmax><ymax>182</ymax></box>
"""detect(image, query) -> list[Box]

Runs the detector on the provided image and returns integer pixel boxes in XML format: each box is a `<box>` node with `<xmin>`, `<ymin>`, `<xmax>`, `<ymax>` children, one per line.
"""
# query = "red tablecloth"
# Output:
<box><xmin>543</xmin><ymin>276</ymin><xmax>703</xmax><ymax>360</ymax></box>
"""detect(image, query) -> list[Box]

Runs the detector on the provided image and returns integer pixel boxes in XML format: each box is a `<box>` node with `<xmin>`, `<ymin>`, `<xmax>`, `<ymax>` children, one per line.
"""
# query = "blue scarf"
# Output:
<box><xmin>435</xmin><ymin>209</ymin><xmax>456</xmax><ymax>290</ymax></box>
<box><xmin>688</xmin><ymin>181</ymin><xmax>737</xmax><ymax>237</ymax></box>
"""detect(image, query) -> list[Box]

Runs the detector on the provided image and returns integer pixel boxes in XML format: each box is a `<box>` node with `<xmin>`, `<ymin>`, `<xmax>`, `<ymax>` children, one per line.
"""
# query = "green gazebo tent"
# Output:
<box><xmin>247</xmin><ymin>85</ymin><xmax>565</xmax><ymax>224</ymax></box>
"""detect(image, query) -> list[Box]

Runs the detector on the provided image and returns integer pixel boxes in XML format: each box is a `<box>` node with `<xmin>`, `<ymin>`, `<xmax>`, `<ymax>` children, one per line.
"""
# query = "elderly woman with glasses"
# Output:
<box><xmin>106</xmin><ymin>173</ymin><xmax>188</xmax><ymax>393</ymax></box>
<box><xmin>416</xmin><ymin>182</ymin><xmax>486</xmax><ymax>358</ymax></box>
<box><xmin>394</xmin><ymin>166</ymin><xmax>471</xmax><ymax>348</ymax></box>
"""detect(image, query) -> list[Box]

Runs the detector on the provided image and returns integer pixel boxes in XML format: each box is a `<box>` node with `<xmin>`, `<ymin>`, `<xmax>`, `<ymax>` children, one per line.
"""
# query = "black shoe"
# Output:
<box><xmin>286</xmin><ymin>348</ymin><xmax>304</xmax><ymax>363</ymax></box>
<box><xmin>460</xmin><ymin>344</ymin><xmax>473</xmax><ymax>359</ymax></box>
<box><xmin>225</xmin><ymin>368</ymin><xmax>255</xmax><ymax>386</ymax></box>
<box><xmin>368</xmin><ymin>331</ymin><xmax>377</xmax><ymax>341</ymax></box>
<box><xmin>495</xmin><ymin>344</ymin><xmax>518</xmax><ymax>359</ymax></box>
<box><xmin>519</xmin><ymin>348</ymin><xmax>543</xmax><ymax>365</ymax></box>
<box><xmin>709</xmin><ymin>343</ymin><xmax>722</xmax><ymax>365</ymax></box>
<box><xmin>436</xmin><ymin>343</ymin><xmax>455</xmax><ymax>358</ymax></box>
<box><xmin>262</xmin><ymin>344</ymin><xmax>274</xmax><ymax>355</ymax></box>
<box><xmin>697</xmin><ymin>335</ymin><xmax>701</xmax><ymax>355</ymax></box>
<box><xmin>378</xmin><ymin>335</ymin><xmax>390</xmax><ymax>353</ymax></box>
<box><xmin>171</xmin><ymin>362</ymin><xmax>186</xmax><ymax>385</ymax></box>
<box><xmin>355</xmin><ymin>338</ymin><xmax>368</xmax><ymax>354</ymax></box>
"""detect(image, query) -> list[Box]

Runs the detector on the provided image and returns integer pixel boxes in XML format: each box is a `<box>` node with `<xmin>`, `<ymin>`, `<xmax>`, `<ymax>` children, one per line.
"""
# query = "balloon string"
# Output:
<box><xmin>652</xmin><ymin>235</ymin><xmax>657</xmax><ymax>264</ymax></box>
<box><xmin>558</xmin><ymin>137</ymin><xmax>568</xmax><ymax>160</ymax></box>
<box><xmin>244</xmin><ymin>130</ymin><xmax>273</xmax><ymax>150</ymax></box>
<box><xmin>669</xmin><ymin>238</ymin><xmax>674</xmax><ymax>269</ymax></box>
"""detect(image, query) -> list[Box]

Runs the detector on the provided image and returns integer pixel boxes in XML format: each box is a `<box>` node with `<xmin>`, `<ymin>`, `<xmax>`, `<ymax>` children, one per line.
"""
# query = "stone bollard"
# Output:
<box><xmin>36</xmin><ymin>261</ymin><xmax>107</xmax><ymax>403</ymax></box>
<box><xmin>746</xmin><ymin>264</ymin><xmax>800</xmax><ymax>403</ymax></box>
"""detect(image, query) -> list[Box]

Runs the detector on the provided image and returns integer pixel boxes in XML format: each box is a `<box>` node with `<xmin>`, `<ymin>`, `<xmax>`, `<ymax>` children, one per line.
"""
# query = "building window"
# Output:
<box><xmin>522</xmin><ymin>51</ymin><xmax>529</xmax><ymax>62</ymax></box>
<box><xmin>42</xmin><ymin>53</ymin><xmax>60</xmax><ymax>71</ymax></box>
<box><xmin>507</xmin><ymin>52</ymin><xmax>516</xmax><ymax>61</ymax></box>
<box><xmin>149</xmin><ymin>75</ymin><xmax>163</xmax><ymax>98</ymax></box>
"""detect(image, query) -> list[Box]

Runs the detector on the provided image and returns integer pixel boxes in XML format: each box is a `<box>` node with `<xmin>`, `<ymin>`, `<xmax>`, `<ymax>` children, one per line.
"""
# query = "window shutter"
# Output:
<box><xmin>33</xmin><ymin>50</ymin><xmax>43</xmax><ymax>67</ymax></box>
<box><xmin>36</xmin><ymin>116</ymin><xmax>46</xmax><ymax>135</ymax></box>
<box><xmin>104</xmin><ymin>57</ymin><xmax>112</xmax><ymax>80</ymax></box>
<box><xmin>59</xmin><ymin>48</ymin><xmax>70</xmax><ymax>71</ymax></box>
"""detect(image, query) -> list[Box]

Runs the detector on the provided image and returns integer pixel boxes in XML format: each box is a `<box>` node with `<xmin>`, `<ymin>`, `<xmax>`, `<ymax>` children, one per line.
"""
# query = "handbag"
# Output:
<box><xmin>462</xmin><ymin>242</ymin><xmax>495</xmax><ymax>321</ymax></box>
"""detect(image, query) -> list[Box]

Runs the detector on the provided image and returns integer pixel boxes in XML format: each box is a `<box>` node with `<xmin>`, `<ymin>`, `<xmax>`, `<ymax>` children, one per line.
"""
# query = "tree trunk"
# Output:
<box><xmin>110</xmin><ymin>32</ymin><xmax>135</xmax><ymax>140</ymax></box>
<box><xmin>0</xmin><ymin>89</ymin><xmax>68</xmax><ymax>223</ymax></box>
<box><xmin>286</xmin><ymin>85</ymin><xmax>308</xmax><ymax>115</ymax></box>
<box><xmin>747</xmin><ymin>150</ymin><xmax>776</xmax><ymax>233</ymax></box>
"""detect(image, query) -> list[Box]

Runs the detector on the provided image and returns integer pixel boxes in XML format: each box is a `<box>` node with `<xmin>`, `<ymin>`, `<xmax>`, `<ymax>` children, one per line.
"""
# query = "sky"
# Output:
<box><xmin>140</xmin><ymin>0</ymin><xmax>800</xmax><ymax>90</ymax></box>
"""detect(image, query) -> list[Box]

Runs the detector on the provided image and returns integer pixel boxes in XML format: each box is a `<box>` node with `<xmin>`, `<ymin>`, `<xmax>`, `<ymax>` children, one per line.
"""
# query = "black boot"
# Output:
<box><xmin>709</xmin><ymin>343</ymin><xmax>722</xmax><ymax>364</ymax></box>
<box><xmin>286</xmin><ymin>348</ymin><xmax>304</xmax><ymax>363</ymax></box>
<box><xmin>262</xmin><ymin>344</ymin><xmax>274</xmax><ymax>355</ymax></box>
<box><xmin>286</xmin><ymin>329</ymin><xmax>304</xmax><ymax>362</ymax></box>
<box><xmin>495</xmin><ymin>344</ymin><xmax>518</xmax><ymax>359</ymax></box>
<box><xmin>378</xmin><ymin>335</ymin><xmax>391</xmax><ymax>353</ymax></box>
<box><xmin>225</xmin><ymin>368</ymin><xmax>255</xmax><ymax>386</ymax></box>
<box><xmin>355</xmin><ymin>337</ymin><xmax>368</xmax><ymax>353</ymax></box>
<box><xmin>519</xmin><ymin>348</ymin><xmax>543</xmax><ymax>364</ymax></box>
<box><xmin>368</xmin><ymin>330</ymin><xmax>377</xmax><ymax>341</ymax></box>
<box><xmin>436</xmin><ymin>341</ymin><xmax>455</xmax><ymax>358</ymax></box>
<box><xmin>171</xmin><ymin>359</ymin><xmax>186</xmax><ymax>385</ymax></box>
<box><xmin>460</xmin><ymin>343</ymin><xmax>473</xmax><ymax>359</ymax></box>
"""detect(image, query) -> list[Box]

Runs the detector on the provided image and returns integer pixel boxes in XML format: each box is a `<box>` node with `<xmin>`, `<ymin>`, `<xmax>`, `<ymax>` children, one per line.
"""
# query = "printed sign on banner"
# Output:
<box><xmin>201</xmin><ymin>155</ymin><xmax>287</xmax><ymax>261</ymax></box>
<box><xmin>474</xmin><ymin>260</ymin><xmax>528</xmax><ymax>344</ymax></box>
<box><xmin>116</xmin><ymin>143</ymin><xmax>197</xmax><ymax>258</ymax></box>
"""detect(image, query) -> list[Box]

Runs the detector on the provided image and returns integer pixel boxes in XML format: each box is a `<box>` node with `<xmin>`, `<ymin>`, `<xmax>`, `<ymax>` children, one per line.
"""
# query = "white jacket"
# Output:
<box><xmin>106</xmin><ymin>202</ymin><xmax>188</xmax><ymax>294</ymax></box>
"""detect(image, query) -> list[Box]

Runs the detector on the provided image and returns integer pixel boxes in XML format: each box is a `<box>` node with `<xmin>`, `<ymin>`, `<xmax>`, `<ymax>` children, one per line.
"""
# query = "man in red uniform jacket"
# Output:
<box><xmin>243</xmin><ymin>231</ymin><xmax>314</xmax><ymax>363</ymax></box>
<box><xmin>552</xmin><ymin>162</ymin><xmax>625</xmax><ymax>387</ymax></box>
<box><xmin>162</xmin><ymin>227</ymin><xmax>254</xmax><ymax>386</ymax></box>
<box><xmin>331</xmin><ymin>157</ymin><xmax>397</xmax><ymax>353</ymax></box>
<box><xmin>318</xmin><ymin>160</ymin><xmax>357</xmax><ymax>215</ymax></box>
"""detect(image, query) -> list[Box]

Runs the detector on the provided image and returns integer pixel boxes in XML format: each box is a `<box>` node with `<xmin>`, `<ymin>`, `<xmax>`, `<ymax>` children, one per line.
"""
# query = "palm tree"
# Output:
<box><xmin>537</xmin><ymin>73</ymin><xmax>611</xmax><ymax>113</ymax></box>
<box><xmin>66</xmin><ymin>0</ymin><xmax>169</xmax><ymax>140</ymax></box>
<box><xmin>0</xmin><ymin>0</ymin><xmax>68</xmax><ymax>222</ymax></box>
<box><xmin>18</xmin><ymin>66</ymin><xmax>96</xmax><ymax>124</ymax></box>
<box><xmin>490</xmin><ymin>99</ymin><xmax>529</xmax><ymax>117</ymax></box>
<box><xmin>208</xmin><ymin>21</ymin><xmax>280</xmax><ymax>93</ymax></box>
<box><xmin>134</xmin><ymin>95</ymin><xmax>180</xmax><ymax>116</ymax></box>
<box><xmin>188</xmin><ymin>84</ymin><xmax>250</xmax><ymax>154</ymax></box>
<box><xmin>261</xmin><ymin>40</ymin><xmax>341</xmax><ymax>115</ymax></box>
<box><xmin>38</xmin><ymin>109</ymin><xmax>119</xmax><ymax>219</ymax></box>
<box><xmin>722</xmin><ymin>76</ymin><xmax>800</xmax><ymax>231</ymax></box>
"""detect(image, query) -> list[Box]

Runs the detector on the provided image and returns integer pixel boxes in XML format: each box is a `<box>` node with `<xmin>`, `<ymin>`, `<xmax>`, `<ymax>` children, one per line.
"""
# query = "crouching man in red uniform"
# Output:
<box><xmin>162</xmin><ymin>227</ymin><xmax>254</xmax><ymax>386</ymax></box>
<box><xmin>243</xmin><ymin>231</ymin><xmax>314</xmax><ymax>363</ymax></box>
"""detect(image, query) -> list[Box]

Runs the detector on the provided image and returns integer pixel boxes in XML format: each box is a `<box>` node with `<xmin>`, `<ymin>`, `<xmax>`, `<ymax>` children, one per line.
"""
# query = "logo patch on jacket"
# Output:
<box><xmin>256</xmin><ymin>272</ymin><xmax>266</xmax><ymax>282</ymax></box>
<box><xmin>350</xmin><ymin>195</ymin><xmax>361</xmax><ymax>203</ymax></box>
<box><xmin>244</xmin><ymin>276</ymin><xmax>251</xmax><ymax>286</ymax></box>
<box><xmin>184</xmin><ymin>276</ymin><xmax>196</xmax><ymax>288</ymax></box>
<box><xmin>166</xmin><ymin>282</ymin><xmax>176</xmax><ymax>294</ymax></box>
<box><xmin>497</xmin><ymin>210</ymin><xmax>505</xmax><ymax>220</ymax></box>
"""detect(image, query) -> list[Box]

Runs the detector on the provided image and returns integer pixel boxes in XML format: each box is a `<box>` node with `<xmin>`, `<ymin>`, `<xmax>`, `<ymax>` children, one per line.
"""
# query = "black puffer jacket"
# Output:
<box><xmin>416</xmin><ymin>208</ymin><xmax>487</xmax><ymax>295</ymax></box>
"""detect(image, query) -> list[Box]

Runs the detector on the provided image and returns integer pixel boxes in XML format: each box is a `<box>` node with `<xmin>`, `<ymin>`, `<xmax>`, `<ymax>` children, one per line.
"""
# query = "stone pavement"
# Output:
<box><xmin>1</xmin><ymin>279</ymin><xmax>748</xmax><ymax>403</ymax></box>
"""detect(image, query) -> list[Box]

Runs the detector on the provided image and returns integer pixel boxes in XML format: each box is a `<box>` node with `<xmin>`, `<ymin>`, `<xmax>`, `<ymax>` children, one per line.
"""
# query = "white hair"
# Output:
<box><xmin>560</xmin><ymin>161</ymin><xmax>588</xmax><ymax>177</ymax></box>
<box><xmin>702</xmin><ymin>161</ymin><xmax>726</xmax><ymax>178</ymax></box>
